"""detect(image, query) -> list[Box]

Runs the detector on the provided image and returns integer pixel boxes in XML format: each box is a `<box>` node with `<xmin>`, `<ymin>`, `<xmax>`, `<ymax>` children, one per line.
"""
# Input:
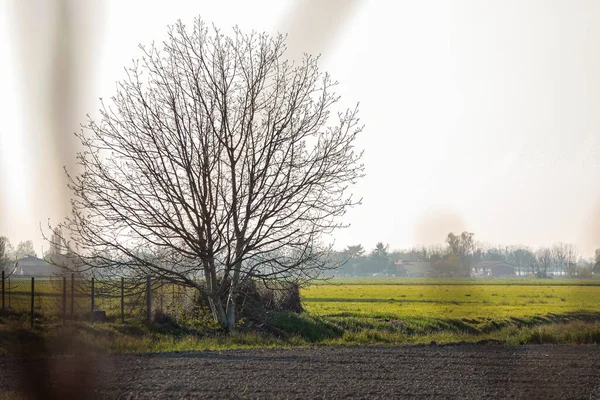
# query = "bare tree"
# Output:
<box><xmin>505</xmin><ymin>246</ymin><xmax>536</xmax><ymax>276</ymax></box>
<box><xmin>14</xmin><ymin>240</ymin><xmax>36</xmax><ymax>260</ymax></box>
<box><xmin>44</xmin><ymin>228</ymin><xmax>63</xmax><ymax>258</ymax></box>
<box><xmin>410</xmin><ymin>244</ymin><xmax>445</xmax><ymax>262</ymax></box>
<box><xmin>445</xmin><ymin>232</ymin><xmax>475</xmax><ymax>258</ymax></box>
<box><xmin>549</xmin><ymin>243</ymin><xmax>579</xmax><ymax>277</ymax></box>
<box><xmin>0</xmin><ymin>236</ymin><xmax>14</xmax><ymax>273</ymax></box>
<box><xmin>47</xmin><ymin>18</ymin><xmax>364</xmax><ymax>330</ymax></box>
<box><xmin>445</xmin><ymin>232</ymin><xmax>475</xmax><ymax>276</ymax></box>
<box><xmin>0</xmin><ymin>237</ymin><xmax>8</xmax><ymax>261</ymax></box>
<box><xmin>534</xmin><ymin>248</ymin><xmax>553</xmax><ymax>277</ymax></box>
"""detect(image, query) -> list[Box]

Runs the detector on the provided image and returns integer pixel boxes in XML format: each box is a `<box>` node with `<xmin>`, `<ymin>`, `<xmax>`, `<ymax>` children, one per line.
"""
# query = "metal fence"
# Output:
<box><xmin>0</xmin><ymin>271</ymin><xmax>198</xmax><ymax>326</ymax></box>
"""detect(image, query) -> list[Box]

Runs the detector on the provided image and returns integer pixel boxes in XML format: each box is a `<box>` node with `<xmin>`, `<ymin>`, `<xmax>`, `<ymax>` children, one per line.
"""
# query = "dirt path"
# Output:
<box><xmin>1</xmin><ymin>345</ymin><xmax>599</xmax><ymax>399</ymax></box>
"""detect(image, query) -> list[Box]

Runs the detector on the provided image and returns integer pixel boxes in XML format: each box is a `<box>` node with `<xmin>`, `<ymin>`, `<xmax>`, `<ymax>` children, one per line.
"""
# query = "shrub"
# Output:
<box><xmin>172</xmin><ymin>279</ymin><xmax>304</xmax><ymax>328</ymax></box>
<box><xmin>237</xmin><ymin>280</ymin><xmax>303</xmax><ymax>324</ymax></box>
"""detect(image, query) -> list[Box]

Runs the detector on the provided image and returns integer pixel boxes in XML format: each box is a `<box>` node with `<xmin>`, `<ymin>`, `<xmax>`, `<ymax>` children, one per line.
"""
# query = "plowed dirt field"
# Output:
<box><xmin>1</xmin><ymin>345</ymin><xmax>599</xmax><ymax>399</ymax></box>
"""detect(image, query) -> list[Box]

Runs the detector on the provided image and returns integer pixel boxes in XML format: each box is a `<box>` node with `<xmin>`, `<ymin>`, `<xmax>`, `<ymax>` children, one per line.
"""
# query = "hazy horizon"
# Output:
<box><xmin>1</xmin><ymin>1</ymin><xmax>599</xmax><ymax>258</ymax></box>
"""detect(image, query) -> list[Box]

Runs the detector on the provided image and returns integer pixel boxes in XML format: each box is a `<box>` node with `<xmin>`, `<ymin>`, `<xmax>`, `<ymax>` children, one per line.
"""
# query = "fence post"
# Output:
<box><xmin>63</xmin><ymin>276</ymin><xmax>67</xmax><ymax>323</ymax></box>
<box><xmin>121</xmin><ymin>277</ymin><xmax>124</xmax><ymax>323</ymax></box>
<box><xmin>91</xmin><ymin>277</ymin><xmax>95</xmax><ymax>323</ymax></box>
<box><xmin>146</xmin><ymin>275</ymin><xmax>151</xmax><ymax>321</ymax></box>
<box><xmin>1</xmin><ymin>270</ymin><xmax>4</xmax><ymax>312</ymax></box>
<box><xmin>71</xmin><ymin>273</ymin><xmax>74</xmax><ymax>318</ymax></box>
<box><xmin>30</xmin><ymin>277</ymin><xmax>34</xmax><ymax>328</ymax></box>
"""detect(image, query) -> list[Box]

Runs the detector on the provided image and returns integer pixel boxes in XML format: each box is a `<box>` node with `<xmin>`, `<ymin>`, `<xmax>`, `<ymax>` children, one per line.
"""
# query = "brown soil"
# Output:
<box><xmin>1</xmin><ymin>345</ymin><xmax>599</xmax><ymax>399</ymax></box>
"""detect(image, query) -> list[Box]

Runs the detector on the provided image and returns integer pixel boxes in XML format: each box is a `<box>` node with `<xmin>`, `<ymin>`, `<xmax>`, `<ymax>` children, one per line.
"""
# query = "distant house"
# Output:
<box><xmin>14</xmin><ymin>256</ymin><xmax>63</xmax><ymax>276</ymax></box>
<box><xmin>396</xmin><ymin>260</ymin><xmax>433</xmax><ymax>277</ymax></box>
<box><xmin>473</xmin><ymin>261</ymin><xmax>515</xmax><ymax>278</ymax></box>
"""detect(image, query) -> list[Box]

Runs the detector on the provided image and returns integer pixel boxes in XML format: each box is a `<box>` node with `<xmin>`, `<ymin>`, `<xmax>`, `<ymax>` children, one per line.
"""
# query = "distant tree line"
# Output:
<box><xmin>0</xmin><ymin>236</ymin><xmax>39</xmax><ymax>274</ymax></box>
<box><xmin>2</xmin><ymin>232</ymin><xmax>599</xmax><ymax>280</ymax></box>
<box><xmin>0</xmin><ymin>230</ymin><xmax>89</xmax><ymax>276</ymax></box>
<box><xmin>332</xmin><ymin>233</ymin><xmax>600</xmax><ymax>278</ymax></box>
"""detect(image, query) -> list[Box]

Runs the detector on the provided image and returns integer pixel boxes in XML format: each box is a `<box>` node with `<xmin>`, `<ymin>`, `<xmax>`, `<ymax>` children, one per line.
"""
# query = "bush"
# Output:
<box><xmin>236</xmin><ymin>280</ymin><xmax>303</xmax><ymax>325</ymax></box>
<box><xmin>171</xmin><ymin>279</ymin><xmax>304</xmax><ymax>329</ymax></box>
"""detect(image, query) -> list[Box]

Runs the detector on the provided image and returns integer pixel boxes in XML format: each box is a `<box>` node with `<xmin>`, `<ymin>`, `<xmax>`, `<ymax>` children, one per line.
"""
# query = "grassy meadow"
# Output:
<box><xmin>294</xmin><ymin>278</ymin><xmax>600</xmax><ymax>345</ymax></box>
<box><xmin>304</xmin><ymin>279</ymin><xmax>600</xmax><ymax>320</ymax></box>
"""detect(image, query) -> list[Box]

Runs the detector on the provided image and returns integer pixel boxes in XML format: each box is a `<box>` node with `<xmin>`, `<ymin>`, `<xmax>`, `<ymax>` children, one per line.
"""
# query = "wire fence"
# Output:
<box><xmin>0</xmin><ymin>271</ymin><xmax>199</xmax><ymax>326</ymax></box>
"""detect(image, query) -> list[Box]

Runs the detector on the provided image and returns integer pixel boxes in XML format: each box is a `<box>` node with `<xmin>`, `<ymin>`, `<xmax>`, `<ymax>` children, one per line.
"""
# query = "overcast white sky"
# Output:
<box><xmin>1</xmin><ymin>1</ymin><xmax>599</xmax><ymax>257</ymax></box>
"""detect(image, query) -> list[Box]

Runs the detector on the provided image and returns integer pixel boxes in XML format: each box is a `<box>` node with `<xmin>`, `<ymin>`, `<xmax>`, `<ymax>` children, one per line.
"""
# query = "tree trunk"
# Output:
<box><xmin>225</xmin><ymin>296</ymin><xmax>236</xmax><ymax>332</ymax></box>
<box><xmin>225</xmin><ymin>254</ymin><xmax>243</xmax><ymax>332</ymax></box>
<box><xmin>208</xmin><ymin>296</ymin><xmax>227</xmax><ymax>327</ymax></box>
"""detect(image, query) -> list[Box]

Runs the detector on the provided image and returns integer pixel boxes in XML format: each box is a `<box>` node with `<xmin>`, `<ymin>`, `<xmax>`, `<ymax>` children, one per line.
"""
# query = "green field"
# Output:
<box><xmin>304</xmin><ymin>280</ymin><xmax>600</xmax><ymax>320</ymax></box>
<box><xmin>288</xmin><ymin>278</ymin><xmax>600</xmax><ymax>345</ymax></box>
